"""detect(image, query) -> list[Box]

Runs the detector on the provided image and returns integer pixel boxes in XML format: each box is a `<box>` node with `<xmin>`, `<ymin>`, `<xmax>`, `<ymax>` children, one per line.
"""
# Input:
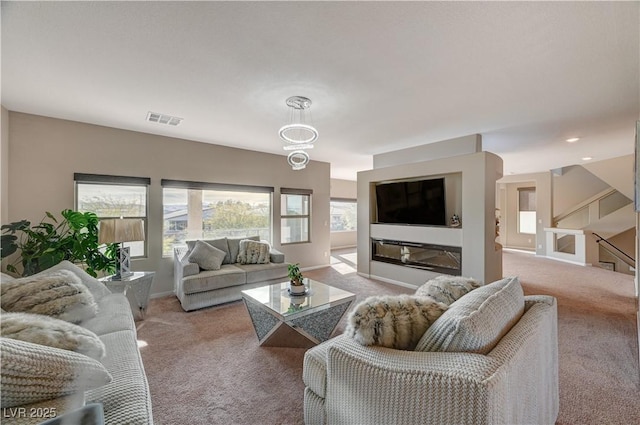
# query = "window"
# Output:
<box><xmin>518</xmin><ymin>187</ymin><xmax>536</xmax><ymax>234</ymax></box>
<box><xmin>74</xmin><ymin>173</ymin><xmax>150</xmax><ymax>257</ymax></box>
<box><xmin>161</xmin><ymin>180</ymin><xmax>273</xmax><ymax>256</ymax></box>
<box><xmin>281</xmin><ymin>188</ymin><xmax>311</xmax><ymax>244</ymax></box>
<box><xmin>330</xmin><ymin>198</ymin><xmax>357</xmax><ymax>231</ymax></box>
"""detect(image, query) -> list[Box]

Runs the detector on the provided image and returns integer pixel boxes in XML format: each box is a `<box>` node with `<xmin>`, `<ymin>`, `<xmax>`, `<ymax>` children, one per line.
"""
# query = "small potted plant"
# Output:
<box><xmin>287</xmin><ymin>263</ymin><xmax>306</xmax><ymax>295</ymax></box>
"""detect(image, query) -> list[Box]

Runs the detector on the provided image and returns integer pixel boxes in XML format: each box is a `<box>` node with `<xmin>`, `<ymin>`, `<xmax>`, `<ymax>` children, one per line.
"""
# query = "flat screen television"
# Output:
<box><xmin>375</xmin><ymin>177</ymin><xmax>447</xmax><ymax>226</ymax></box>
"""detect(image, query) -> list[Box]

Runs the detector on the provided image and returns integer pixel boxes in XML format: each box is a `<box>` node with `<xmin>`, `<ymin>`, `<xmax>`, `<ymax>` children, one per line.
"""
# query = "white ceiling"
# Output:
<box><xmin>2</xmin><ymin>1</ymin><xmax>639</xmax><ymax>180</ymax></box>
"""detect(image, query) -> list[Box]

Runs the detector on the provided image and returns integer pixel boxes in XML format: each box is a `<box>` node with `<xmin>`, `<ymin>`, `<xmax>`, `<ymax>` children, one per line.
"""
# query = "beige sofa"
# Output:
<box><xmin>303</xmin><ymin>276</ymin><xmax>559</xmax><ymax>425</ymax></box>
<box><xmin>1</xmin><ymin>261</ymin><xmax>153</xmax><ymax>425</ymax></box>
<box><xmin>174</xmin><ymin>236</ymin><xmax>289</xmax><ymax>311</ymax></box>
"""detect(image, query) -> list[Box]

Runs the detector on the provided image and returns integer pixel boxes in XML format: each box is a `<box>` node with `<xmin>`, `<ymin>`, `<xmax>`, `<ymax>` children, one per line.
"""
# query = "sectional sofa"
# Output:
<box><xmin>0</xmin><ymin>261</ymin><xmax>153</xmax><ymax>425</ymax></box>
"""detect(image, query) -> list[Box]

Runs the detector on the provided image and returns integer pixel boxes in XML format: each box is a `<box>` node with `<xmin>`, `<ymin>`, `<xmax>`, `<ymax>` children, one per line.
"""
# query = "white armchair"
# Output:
<box><xmin>303</xmin><ymin>292</ymin><xmax>559</xmax><ymax>425</ymax></box>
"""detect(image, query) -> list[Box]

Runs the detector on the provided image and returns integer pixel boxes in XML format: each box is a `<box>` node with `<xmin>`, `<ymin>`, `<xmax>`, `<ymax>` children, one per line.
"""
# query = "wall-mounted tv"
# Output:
<box><xmin>375</xmin><ymin>177</ymin><xmax>447</xmax><ymax>226</ymax></box>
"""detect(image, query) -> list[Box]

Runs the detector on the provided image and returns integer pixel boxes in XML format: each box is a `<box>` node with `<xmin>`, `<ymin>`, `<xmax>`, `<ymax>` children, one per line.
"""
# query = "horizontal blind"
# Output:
<box><xmin>161</xmin><ymin>179</ymin><xmax>273</xmax><ymax>193</ymax></box>
<box><xmin>74</xmin><ymin>173</ymin><xmax>150</xmax><ymax>186</ymax></box>
<box><xmin>281</xmin><ymin>187</ymin><xmax>313</xmax><ymax>195</ymax></box>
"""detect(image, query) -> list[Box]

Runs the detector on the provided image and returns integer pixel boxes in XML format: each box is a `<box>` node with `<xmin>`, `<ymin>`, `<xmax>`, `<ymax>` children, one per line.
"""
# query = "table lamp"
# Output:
<box><xmin>98</xmin><ymin>218</ymin><xmax>145</xmax><ymax>279</ymax></box>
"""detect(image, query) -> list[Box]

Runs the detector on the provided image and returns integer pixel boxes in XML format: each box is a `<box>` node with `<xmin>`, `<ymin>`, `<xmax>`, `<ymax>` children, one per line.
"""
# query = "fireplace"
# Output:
<box><xmin>371</xmin><ymin>239</ymin><xmax>462</xmax><ymax>276</ymax></box>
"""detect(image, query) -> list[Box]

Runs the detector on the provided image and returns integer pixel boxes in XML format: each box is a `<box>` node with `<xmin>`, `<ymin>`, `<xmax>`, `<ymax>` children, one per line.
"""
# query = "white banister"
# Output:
<box><xmin>543</xmin><ymin>228</ymin><xmax>599</xmax><ymax>266</ymax></box>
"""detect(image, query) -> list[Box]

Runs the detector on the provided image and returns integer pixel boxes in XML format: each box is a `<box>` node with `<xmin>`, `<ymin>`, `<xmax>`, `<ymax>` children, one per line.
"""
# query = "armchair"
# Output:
<box><xmin>303</xmin><ymin>293</ymin><xmax>559</xmax><ymax>425</ymax></box>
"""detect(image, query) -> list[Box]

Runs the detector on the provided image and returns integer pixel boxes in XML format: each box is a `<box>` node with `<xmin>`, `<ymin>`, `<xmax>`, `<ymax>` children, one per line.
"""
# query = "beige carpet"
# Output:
<box><xmin>137</xmin><ymin>250</ymin><xmax>639</xmax><ymax>424</ymax></box>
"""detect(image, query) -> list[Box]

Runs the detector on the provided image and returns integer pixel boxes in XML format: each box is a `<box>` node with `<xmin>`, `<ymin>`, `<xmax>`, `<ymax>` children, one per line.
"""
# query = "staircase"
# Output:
<box><xmin>545</xmin><ymin>156</ymin><xmax>635</xmax><ymax>273</ymax></box>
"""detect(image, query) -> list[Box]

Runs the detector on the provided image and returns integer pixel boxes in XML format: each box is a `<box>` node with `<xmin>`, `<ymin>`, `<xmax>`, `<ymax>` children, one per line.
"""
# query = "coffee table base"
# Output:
<box><xmin>243</xmin><ymin>297</ymin><xmax>352</xmax><ymax>348</ymax></box>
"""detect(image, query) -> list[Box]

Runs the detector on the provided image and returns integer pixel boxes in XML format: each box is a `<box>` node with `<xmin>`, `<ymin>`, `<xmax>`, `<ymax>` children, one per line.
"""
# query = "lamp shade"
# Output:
<box><xmin>98</xmin><ymin>219</ymin><xmax>145</xmax><ymax>244</ymax></box>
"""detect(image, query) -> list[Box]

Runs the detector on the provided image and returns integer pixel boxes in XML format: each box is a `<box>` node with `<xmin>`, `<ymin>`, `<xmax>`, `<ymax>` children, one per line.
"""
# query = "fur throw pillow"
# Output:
<box><xmin>237</xmin><ymin>240</ymin><xmax>271</xmax><ymax>264</ymax></box>
<box><xmin>415</xmin><ymin>275</ymin><xmax>482</xmax><ymax>306</ymax></box>
<box><xmin>0</xmin><ymin>270</ymin><xmax>98</xmax><ymax>323</ymax></box>
<box><xmin>1</xmin><ymin>312</ymin><xmax>105</xmax><ymax>360</ymax></box>
<box><xmin>345</xmin><ymin>294</ymin><xmax>449</xmax><ymax>350</ymax></box>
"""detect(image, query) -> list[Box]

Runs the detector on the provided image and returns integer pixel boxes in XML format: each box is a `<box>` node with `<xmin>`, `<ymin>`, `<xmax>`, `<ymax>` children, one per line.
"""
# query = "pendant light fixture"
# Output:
<box><xmin>279</xmin><ymin>96</ymin><xmax>317</xmax><ymax>170</ymax></box>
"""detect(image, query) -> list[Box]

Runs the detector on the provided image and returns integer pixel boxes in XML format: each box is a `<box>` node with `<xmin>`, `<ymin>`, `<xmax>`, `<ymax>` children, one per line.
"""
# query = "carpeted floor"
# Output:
<box><xmin>137</xmin><ymin>249</ymin><xmax>639</xmax><ymax>425</ymax></box>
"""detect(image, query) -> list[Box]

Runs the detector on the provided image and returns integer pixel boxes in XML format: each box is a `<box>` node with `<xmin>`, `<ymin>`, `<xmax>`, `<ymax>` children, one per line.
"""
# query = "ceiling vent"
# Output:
<box><xmin>146</xmin><ymin>111</ymin><xmax>183</xmax><ymax>126</ymax></box>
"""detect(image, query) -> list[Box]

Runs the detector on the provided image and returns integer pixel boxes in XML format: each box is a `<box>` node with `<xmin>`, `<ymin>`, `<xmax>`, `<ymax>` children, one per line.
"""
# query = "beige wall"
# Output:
<box><xmin>329</xmin><ymin>178</ymin><xmax>357</xmax><ymax>249</ymax></box>
<box><xmin>1</xmin><ymin>106</ymin><xmax>8</xmax><ymax>222</ymax></box>
<box><xmin>552</xmin><ymin>165</ymin><xmax>610</xmax><ymax>217</ymax></box>
<box><xmin>599</xmin><ymin>227</ymin><xmax>635</xmax><ymax>275</ymax></box>
<box><xmin>498</xmin><ymin>172</ymin><xmax>552</xmax><ymax>255</ymax></box>
<box><xmin>5</xmin><ymin>112</ymin><xmax>331</xmax><ymax>296</ymax></box>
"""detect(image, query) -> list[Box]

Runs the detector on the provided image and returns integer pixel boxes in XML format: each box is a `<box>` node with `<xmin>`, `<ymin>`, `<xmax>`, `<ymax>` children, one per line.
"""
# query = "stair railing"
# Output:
<box><xmin>592</xmin><ymin>232</ymin><xmax>635</xmax><ymax>268</ymax></box>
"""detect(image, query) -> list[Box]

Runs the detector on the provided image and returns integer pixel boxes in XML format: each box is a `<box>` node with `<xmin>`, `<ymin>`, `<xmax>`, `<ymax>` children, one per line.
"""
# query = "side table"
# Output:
<box><xmin>101</xmin><ymin>272</ymin><xmax>155</xmax><ymax>319</ymax></box>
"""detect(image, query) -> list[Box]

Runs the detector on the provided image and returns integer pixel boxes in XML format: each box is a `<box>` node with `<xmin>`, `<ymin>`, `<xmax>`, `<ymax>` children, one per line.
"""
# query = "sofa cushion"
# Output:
<box><xmin>186</xmin><ymin>238</ymin><xmax>231</xmax><ymax>264</ymax></box>
<box><xmin>0</xmin><ymin>337</ymin><xmax>112</xmax><ymax>408</ymax></box>
<box><xmin>188</xmin><ymin>240</ymin><xmax>227</xmax><ymax>270</ymax></box>
<box><xmin>181</xmin><ymin>264</ymin><xmax>247</xmax><ymax>294</ymax></box>
<box><xmin>415</xmin><ymin>275</ymin><xmax>482</xmax><ymax>305</ymax></box>
<box><xmin>80</xmin><ymin>293</ymin><xmax>136</xmax><ymax>336</ymax></box>
<box><xmin>1</xmin><ymin>270</ymin><xmax>98</xmax><ymax>323</ymax></box>
<box><xmin>227</xmin><ymin>235</ymin><xmax>259</xmax><ymax>264</ymax></box>
<box><xmin>237</xmin><ymin>239</ymin><xmax>271</xmax><ymax>264</ymax></box>
<box><xmin>85</xmin><ymin>330</ymin><xmax>153</xmax><ymax>425</ymax></box>
<box><xmin>415</xmin><ymin>276</ymin><xmax>525</xmax><ymax>354</ymax></box>
<box><xmin>345</xmin><ymin>294</ymin><xmax>449</xmax><ymax>350</ymax></box>
<box><xmin>1</xmin><ymin>312</ymin><xmax>106</xmax><ymax>360</ymax></box>
<box><xmin>235</xmin><ymin>262</ymin><xmax>289</xmax><ymax>284</ymax></box>
<box><xmin>1</xmin><ymin>272</ymin><xmax>15</xmax><ymax>282</ymax></box>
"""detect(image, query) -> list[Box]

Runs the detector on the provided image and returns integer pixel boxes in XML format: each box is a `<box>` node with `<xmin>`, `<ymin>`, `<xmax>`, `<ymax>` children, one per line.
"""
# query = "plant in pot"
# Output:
<box><xmin>287</xmin><ymin>263</ymin><xmax>306</xmax><ymax>295</ymax></box>
<box><xmin>1</xmin><ymin>209</ymin><xmax>117</xmax><ymax>278</ymax></box>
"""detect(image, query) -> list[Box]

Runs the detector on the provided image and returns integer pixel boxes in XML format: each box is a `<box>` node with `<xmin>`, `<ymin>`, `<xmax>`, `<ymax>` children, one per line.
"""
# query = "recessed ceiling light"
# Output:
<box><xmin>565</xmin><ymin>137</ymin><xmax>580</xmax><ymax>143</ymax></box>
<box><xmin>582</xmin><ymin>156</ymin><xmax>593</xmax><ymax>161</ymax></box>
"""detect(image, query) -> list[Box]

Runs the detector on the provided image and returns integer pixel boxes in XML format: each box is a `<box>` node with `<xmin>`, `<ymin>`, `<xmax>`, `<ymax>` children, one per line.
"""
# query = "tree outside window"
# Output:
<box><xmin>330</xmin><ymin>199</ymin><xmax>357</xmax><ymax>231</ymax></box>
<box><xmin>75</xmin><ymin>175</ymin><xmax>149</xmax><ymax>257</ymax></box>
<box><xmin>162</xmin><ymin>184</ymin><xmax>272</xmax><ymax>256</ymax></box>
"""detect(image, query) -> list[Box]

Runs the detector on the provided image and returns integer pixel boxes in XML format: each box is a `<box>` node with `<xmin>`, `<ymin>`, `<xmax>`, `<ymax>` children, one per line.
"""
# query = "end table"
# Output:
<box><xmin>101</xmin><ymin>272</ymin><xmax>155</xmax><ymax>319</ymax></box>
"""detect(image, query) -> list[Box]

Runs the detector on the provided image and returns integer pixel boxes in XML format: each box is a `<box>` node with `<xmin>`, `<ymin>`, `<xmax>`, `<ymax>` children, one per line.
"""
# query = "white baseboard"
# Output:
<box><xmin>301</xmin><ymin>264</ymin><xmax>331</xmax><ymax>272</ymax></box>
<box><xmin>150</xmin><ymin>290</ymin><xmax>175</xmax><ymax>299</ymax></box>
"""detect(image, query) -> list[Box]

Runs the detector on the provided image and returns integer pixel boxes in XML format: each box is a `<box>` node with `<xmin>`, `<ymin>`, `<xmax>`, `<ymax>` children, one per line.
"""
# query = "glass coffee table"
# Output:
<box><xmin>241</xmin><ymin>279</ymin><xmax>356</xmax><ymax>348</ymax></box>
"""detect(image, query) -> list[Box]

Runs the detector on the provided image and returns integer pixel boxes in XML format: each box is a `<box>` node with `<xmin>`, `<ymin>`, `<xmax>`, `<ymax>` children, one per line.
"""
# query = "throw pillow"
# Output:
<box><xmin>414</xmin><ymin>276</ymin><xmax>525</xmax><ymax>354</ymax></box>
<box><xmin>186</xmin><ymin>238</ymin><xmax>231</xmax><ymax>264</ymax></box>
<box><xmin>227</xmin><ymin>235</ymin><xmax>259</xmax><ymax>264</ymax></box>
<box><xmin>1</xmin><ymin>312</ymin><xmax>106</xmax><ymax>360</ymax></box>
<box><xmin>187</xmin><ymin>240</ymin><xmax>226</xmax><ymax>271</ymax></box>
<box><xmin>41</xmin><ymin>261</ymin><xmax>112</xmax><ymax>301</ymax></box>
<box><xmin>415</xmin><ymin>275</ymin><xmax>482</xmax><ymax>305</ymax></box>
<box><xmin>0</xmin><ymin>337</ymin><xmax>112</xmax><ymax>408</ymax></box>
<box><xmin>345</xmin><ymin>294</ymin><xmax>449</xmax><ymax>350</ymax></box>
<box><xmin>237</xmin><ymin>239</ymin><xmax>271</xmax><ymax>264</ymax></box>
<box><xmin>0</xmin><ymin>270</ymin><xmax>98</xmax><ymax>323</ymax></box>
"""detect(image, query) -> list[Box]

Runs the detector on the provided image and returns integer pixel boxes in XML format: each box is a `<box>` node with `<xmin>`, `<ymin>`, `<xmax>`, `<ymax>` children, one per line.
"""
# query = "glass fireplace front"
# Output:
<box><xmin>371</xmin><ymin>238</ymin><xmax>462</xmax><ymax>276</ymax></box>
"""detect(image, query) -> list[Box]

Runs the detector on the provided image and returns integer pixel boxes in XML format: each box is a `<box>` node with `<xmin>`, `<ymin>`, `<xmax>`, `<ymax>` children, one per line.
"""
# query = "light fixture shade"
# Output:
<box><xmin>287</xmin><ymin>150</ymin><xmax>310</xmax><ymax>170</ymax></box>
<box><xmin>279</xmin><ymin>123</ymin><xmax>319</xmax><ymax>145</ymax></box>
<box><xmin>280</xmin><ymin>96</ymin><xmax>317</xmax><ymax>170</ymax></box>
<box><xmin>98</xmin><ymin>219</ymin><xmax>145</xmax><ymax>244</ymax></box>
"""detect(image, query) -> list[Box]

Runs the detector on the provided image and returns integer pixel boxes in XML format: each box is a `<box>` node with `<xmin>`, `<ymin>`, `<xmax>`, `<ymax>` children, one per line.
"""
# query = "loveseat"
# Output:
<box><xmin>1</xmin><ymin>261</ymin><xmax>153</xmax><ymax>425</ymax></box>
<box><xmin>174</xmin><ymin>236</ymin><xmax>289</xmax><ymax>311</ymax></box>
<box><xmin>303</xmin><ymin>276</ymin><xmax>559</xmax><ymax>425</ymax></box>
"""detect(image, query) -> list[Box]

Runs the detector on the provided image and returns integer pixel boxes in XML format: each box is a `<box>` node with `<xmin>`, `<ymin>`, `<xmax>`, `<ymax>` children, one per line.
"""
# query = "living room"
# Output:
<box><xmin>1</xmin><ymin>1</ymin><xmax>639</xmax><ymax>424</ymax></box>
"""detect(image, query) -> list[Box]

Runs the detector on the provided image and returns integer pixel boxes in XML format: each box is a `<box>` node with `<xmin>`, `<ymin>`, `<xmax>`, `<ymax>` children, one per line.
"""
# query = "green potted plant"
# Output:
<box><xmin>1</xmin><ymin>209</ymin><xmax>117</xmax><ymax>278</ymax></box>
<box><xmin>287</xmin><ymin>263</ymin><xmax>306</xmax><ymax>295</ymax></box>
